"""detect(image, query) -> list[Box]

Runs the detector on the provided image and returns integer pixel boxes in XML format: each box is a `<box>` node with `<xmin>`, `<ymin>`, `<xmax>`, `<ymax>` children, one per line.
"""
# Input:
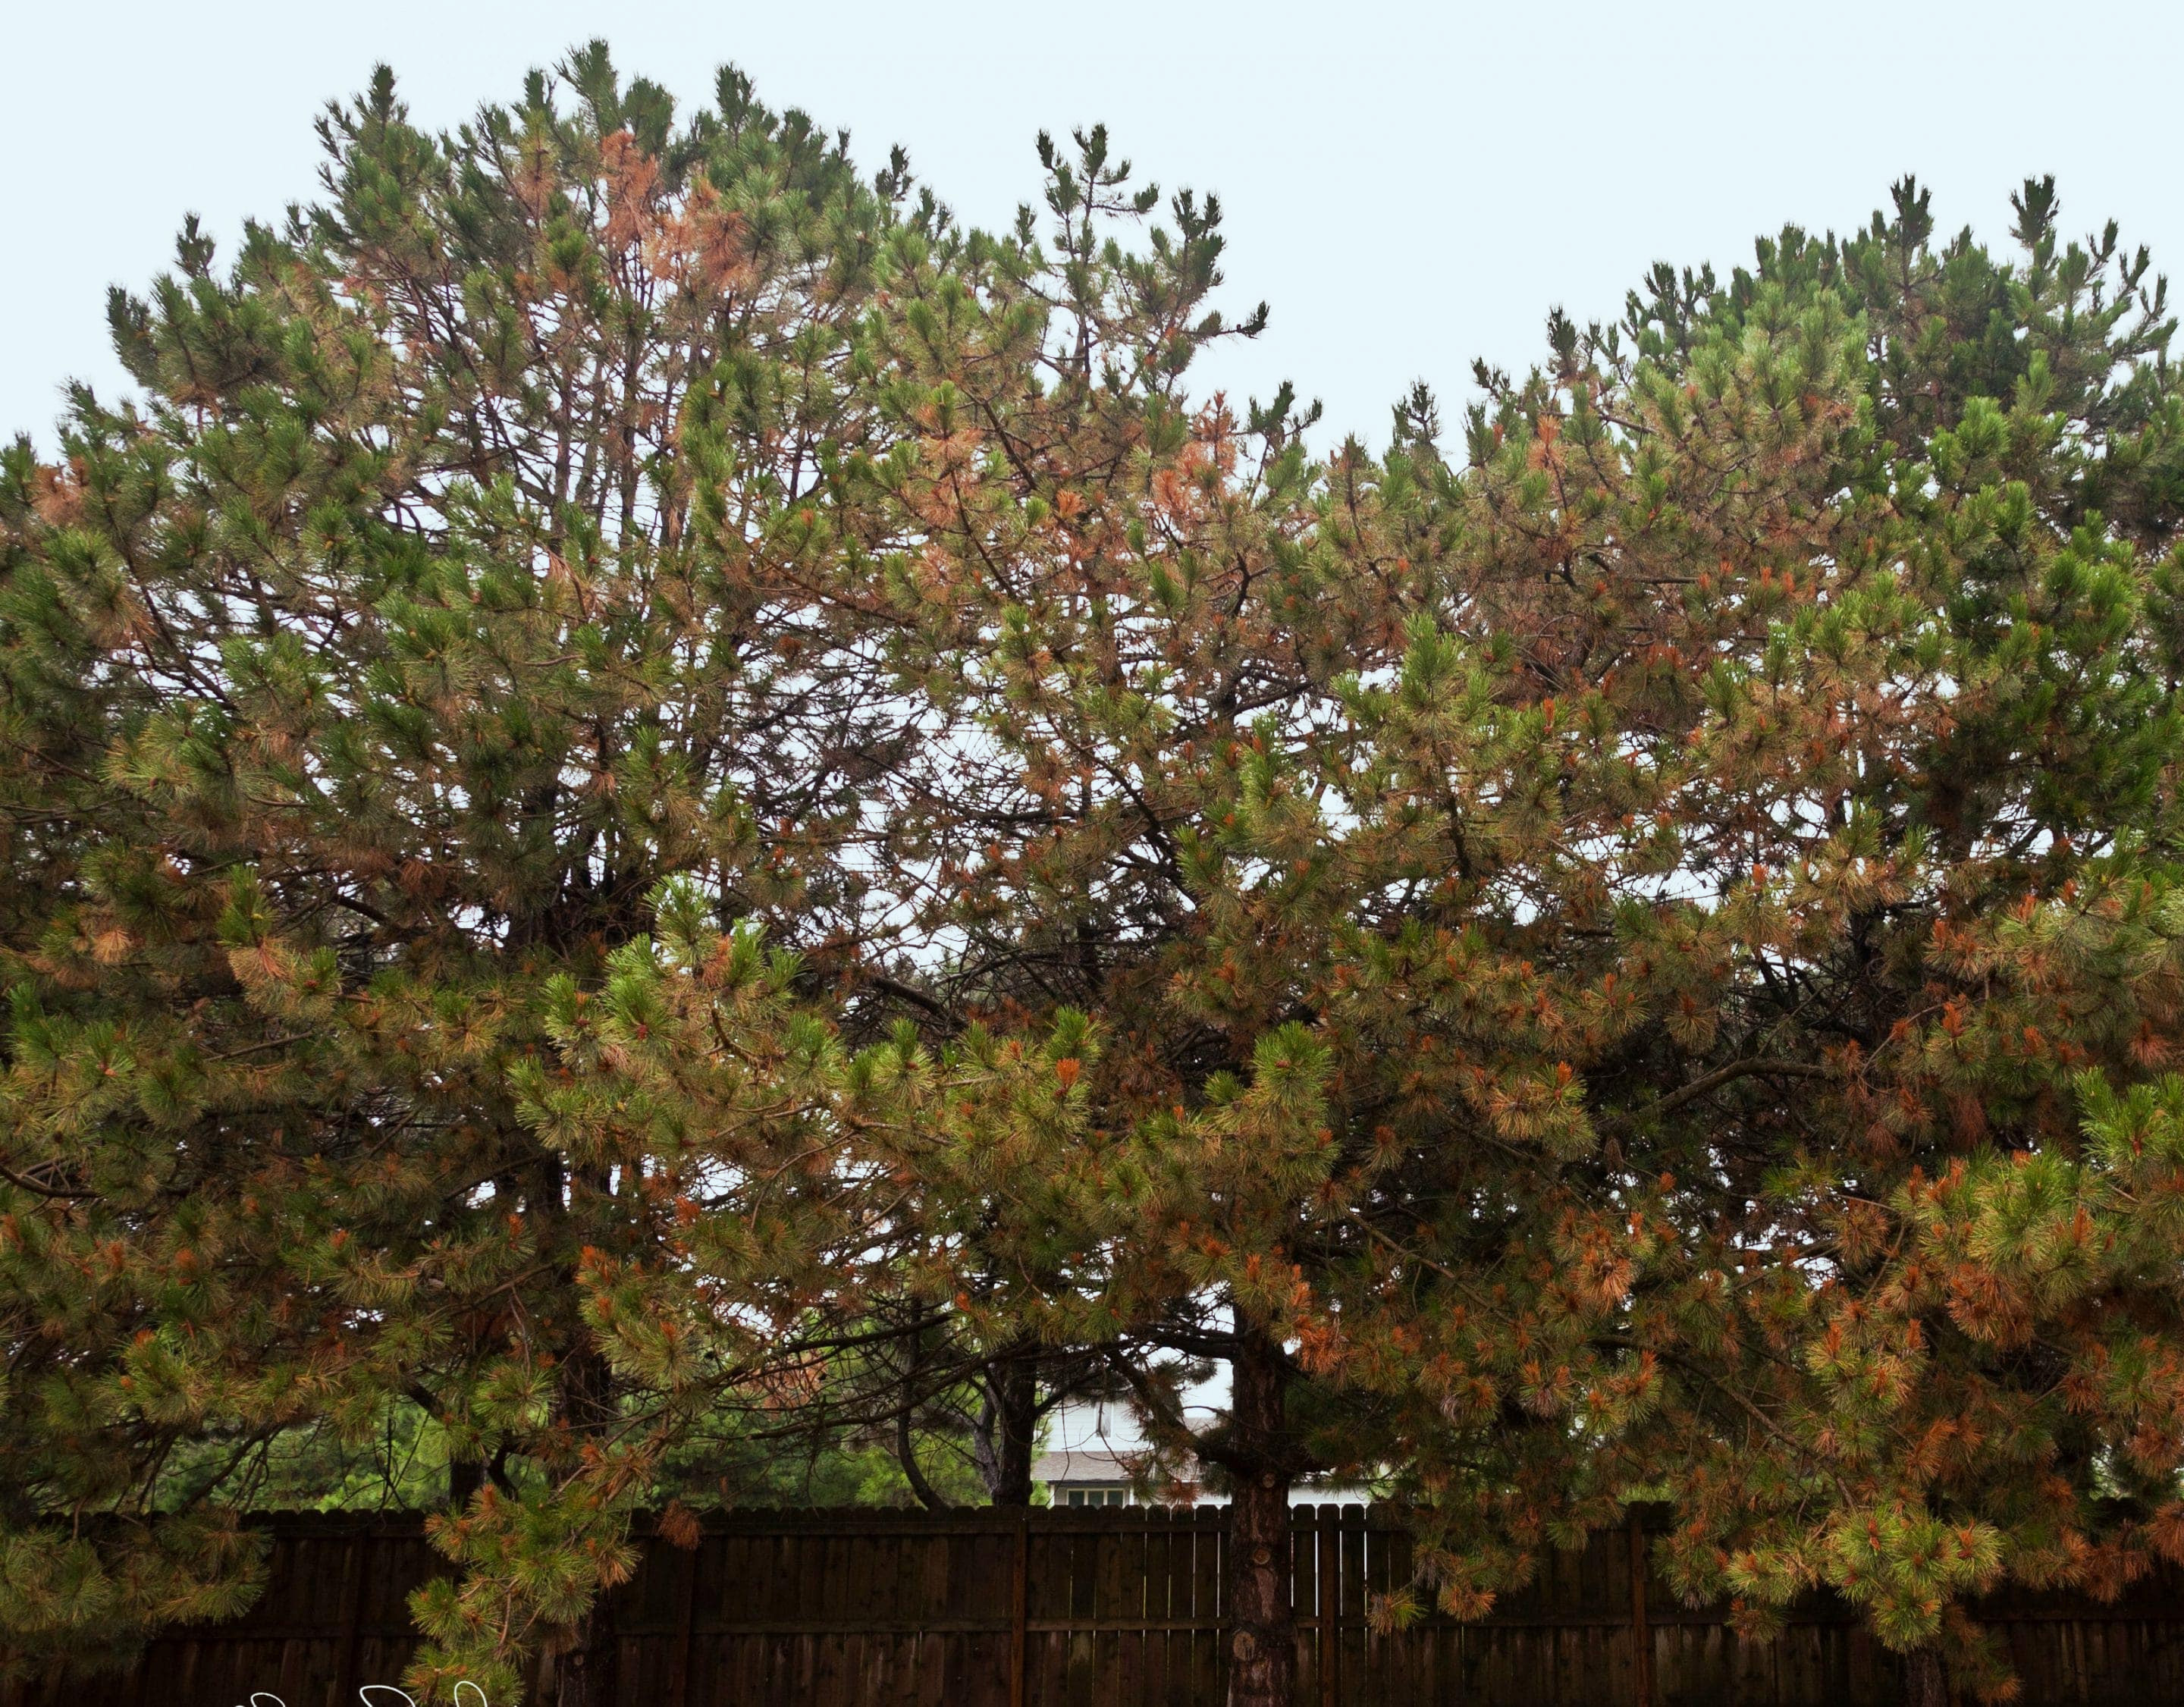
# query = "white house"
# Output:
<box><xmin>1031</xmin><ymin>1378</ymin><xmax>1374</xmax><ymax>1508</ymax></box>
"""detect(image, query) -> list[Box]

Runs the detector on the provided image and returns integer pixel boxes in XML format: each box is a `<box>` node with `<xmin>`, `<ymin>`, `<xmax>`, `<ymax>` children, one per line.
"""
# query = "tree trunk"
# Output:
<box><xmin>447</xmin><ymin>1453</ymin><xmax>483</xmax><ymax>1508</ymax></box>
<box><xmin>1226</xmin><ymin>1325</ymin><xmax>1294</xmax><ymax>1707</ymax></box>
<box><xmin>895</xmin><ymin>1307</ymin><xmax>956</xmax><ymax>1511</ymax></box>
<box><xmin>549</xmin><ymin>1600</ymin><xmax>618</xmax><ymax>1707</ymax></box>
<box><xmin>1903</xmin><ymin>1643</ymin><xmax>1949</xmax><ymax>1707</ymax></box>
<box><xmin>982</xmin><ymin>1348</ymin><xmax>1039</xmax><ymax>1506</ymax></box>
<box><xmin>541</xmin><ymin>1152</ymin><xmax>623</xmax><ymax>1707</ymax></box>
<box><xmin>897</xmin><ymin>1402</ymin><xmax>956</xmax><ymax>1511</ymax></box>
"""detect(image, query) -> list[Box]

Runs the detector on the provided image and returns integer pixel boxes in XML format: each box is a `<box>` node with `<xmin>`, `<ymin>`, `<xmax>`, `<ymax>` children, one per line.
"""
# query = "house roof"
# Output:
<box><xmin>1031</xmin><ymin>1446</ymin><xmax>1144</xmax><ymax>1484</ymax></box>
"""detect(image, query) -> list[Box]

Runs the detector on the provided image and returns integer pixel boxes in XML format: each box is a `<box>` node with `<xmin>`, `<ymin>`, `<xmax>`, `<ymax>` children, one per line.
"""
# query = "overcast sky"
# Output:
<box><xmin>7</xmin><ymin>0</ymin><xmax>2182</xmax><ymax>453</ymax></box>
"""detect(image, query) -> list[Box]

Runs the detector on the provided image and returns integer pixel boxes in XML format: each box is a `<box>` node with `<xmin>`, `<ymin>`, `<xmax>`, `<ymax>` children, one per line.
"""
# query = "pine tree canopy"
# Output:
<box><xmin>0</xmin><ymin>44</ymin><xmax>957</xmax><ymax>1693</ymax></box>
<box><xmin>5</xmin><ymin>44</ymin><xmax>2184</xmax><ymax>1707</ymax></box>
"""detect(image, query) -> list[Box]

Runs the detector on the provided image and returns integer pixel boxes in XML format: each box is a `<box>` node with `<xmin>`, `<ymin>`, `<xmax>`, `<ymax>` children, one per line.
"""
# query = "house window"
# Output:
<box><xmin>1062</xmin><ymin>1487</ymin><xmax>1129</xmax><ymax>1507</ymax></box>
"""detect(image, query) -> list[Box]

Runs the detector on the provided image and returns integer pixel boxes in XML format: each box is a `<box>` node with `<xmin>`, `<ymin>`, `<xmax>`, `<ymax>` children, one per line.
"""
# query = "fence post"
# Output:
<box><xmin>1628</xmin><ymin>1511</ymin><xmax>1652</xmax><ymax>1707</ymax></box>
<box><xmin>669</xmin><ymin>1536</ymin><xmax>699</xmax><ymax>1707</ymax></box>
<box><xmin>333</xmin><ymin>1533</ymin><xmax>366</xmax><ymax>1707</ymax></box>
<box><xmin>1316</xmin><ymin>1505</ymin><xmax>1338</xmax><ymax>1707</ymax></box>
<box><xmin>1009</xmin><ymin>1509</ymin><xmax>1030</xmax><ymax>1707</ymax></box>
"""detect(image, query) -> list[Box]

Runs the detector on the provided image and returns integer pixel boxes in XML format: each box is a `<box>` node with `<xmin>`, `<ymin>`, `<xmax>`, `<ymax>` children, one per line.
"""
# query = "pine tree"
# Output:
<box><xmin>1301</xmin><ymin>180</ymin><xmax>2184</xmax><ymax>1706</ymax></box>
<box><xmin>0</xmin><ymin>43</ymin><xmax>934</xmax><ymax>1701</ymax></box>
<box><xmin>11</xmin><ymin>33</ymin><xmax>2184</xmax><ymax>1707</ymax></box>
<box><xmin>852</xmin><ymin>168</ymin><xmax>2184</xmax><ymax>1707</ymax></box>
<box><xmin>1621</xmin><ymin>180</ymin><xmax>2184</xmax><ymax>1707</ymax></box>
<box><xmin>560</xmin><ymin>121</ymin><xmax>1337</xmax><ymax>1704</ymax></box>
<box><xmin>852</xmin><ymin>123</ymin><xmax>1393</xmax><ymax>1707</ymax></box>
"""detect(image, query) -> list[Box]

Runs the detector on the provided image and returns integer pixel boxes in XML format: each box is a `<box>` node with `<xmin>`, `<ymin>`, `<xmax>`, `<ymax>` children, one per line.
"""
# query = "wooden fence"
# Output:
<box><xmin>10</xmin><ymin>1504</ymin><xmax>2183</xmax><ymax>1706</ymax></box>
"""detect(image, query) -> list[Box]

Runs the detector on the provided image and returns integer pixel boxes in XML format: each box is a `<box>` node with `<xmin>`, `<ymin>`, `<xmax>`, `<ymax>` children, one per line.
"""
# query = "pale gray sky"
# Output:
<box><xmin>7</xmin><ymin>0</ymin><xmax>2181</xmax><ymax>453</ymax></box>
